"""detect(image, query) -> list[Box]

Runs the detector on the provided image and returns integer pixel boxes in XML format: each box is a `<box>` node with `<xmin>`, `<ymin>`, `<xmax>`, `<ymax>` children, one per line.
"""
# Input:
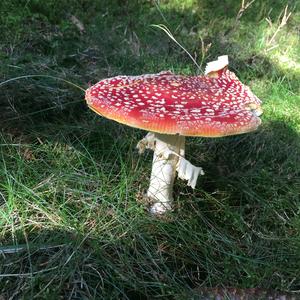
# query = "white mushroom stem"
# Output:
<box><xmin>137</xmin><ymin>132</ymin><xmax>204</xmax><ymax>214</ymax></box>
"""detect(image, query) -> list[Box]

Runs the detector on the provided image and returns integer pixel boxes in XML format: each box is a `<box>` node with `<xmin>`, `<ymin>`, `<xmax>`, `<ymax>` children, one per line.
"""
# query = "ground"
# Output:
<box><xmin>0</xmin><ymin>0</ymin><xmax>300</xmax><ymax>299</ymax></box>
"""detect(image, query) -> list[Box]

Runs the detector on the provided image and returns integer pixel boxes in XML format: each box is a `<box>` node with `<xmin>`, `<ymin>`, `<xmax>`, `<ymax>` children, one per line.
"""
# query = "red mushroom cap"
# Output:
<box><xmin>86</xmin><ymin>58</ymin><xmax>262</xmax><ymax>137</ymax></box>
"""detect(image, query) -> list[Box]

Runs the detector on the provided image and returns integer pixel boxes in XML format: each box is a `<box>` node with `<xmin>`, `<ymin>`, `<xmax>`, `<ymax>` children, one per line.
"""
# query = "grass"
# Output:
<box><xmin>0</xmin><ymin>0</ymin><xmax>300</xmax><ymax>298</ymax></box>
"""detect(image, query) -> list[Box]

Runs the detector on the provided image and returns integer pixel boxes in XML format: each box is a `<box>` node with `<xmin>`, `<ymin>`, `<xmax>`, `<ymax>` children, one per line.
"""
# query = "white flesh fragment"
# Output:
<box><xmin>176</xmin><ymin>157</ymin><xmax>204</xmax><ymax>189</ymax></box>
<box><xmin>205</xmin><ymin>55</ymin><xmax>228</xmax><ymax>75</ymax></box>
<box><xmin>137</xmin><ymin>132</ymin><xmax>204</xmax><ymax>215</ymax></box>
<box><xmin>136</xmin><ymin>132</ymin><xmax>156</xmax><ymax>154</ymax></box>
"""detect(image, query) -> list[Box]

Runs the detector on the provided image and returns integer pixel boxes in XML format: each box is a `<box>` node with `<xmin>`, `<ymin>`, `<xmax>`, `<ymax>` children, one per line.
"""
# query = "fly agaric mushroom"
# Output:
<box><xmin>85</xmin><ymin>56</ymin><xmax>263</xmax><ymax>214</ymax></box>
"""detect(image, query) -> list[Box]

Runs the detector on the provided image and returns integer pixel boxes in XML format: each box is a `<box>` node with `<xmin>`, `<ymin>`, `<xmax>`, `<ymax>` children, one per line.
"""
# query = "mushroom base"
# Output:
<box><xmin>137</xmin><ymin>132</ymin><xmax>204</xmax><ymax>215</ymax></box>
<box><xmin>148</xmin><ymin>134</ymin><xmax>185</xmax><ymax>214</ymax></box>
<box><xmin>137</xmin><ymin>133</ymin><xmax>185</xmax><ymax>214</ymax></box>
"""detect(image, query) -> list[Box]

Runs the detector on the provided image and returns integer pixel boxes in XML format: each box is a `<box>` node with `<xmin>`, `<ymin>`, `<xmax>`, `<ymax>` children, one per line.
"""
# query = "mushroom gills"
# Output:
<box><xmin>137</xmin><ymin>133</ymin><xmax>204</xmax><ymax>214</ymax></box>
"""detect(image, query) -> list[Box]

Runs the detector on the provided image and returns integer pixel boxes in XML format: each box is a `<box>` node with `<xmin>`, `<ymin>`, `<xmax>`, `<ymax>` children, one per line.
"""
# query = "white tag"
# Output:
<box><xmin>177</xmin><ymin>157</ymin><xmax>204</xmax><ymax>189</ymax></box>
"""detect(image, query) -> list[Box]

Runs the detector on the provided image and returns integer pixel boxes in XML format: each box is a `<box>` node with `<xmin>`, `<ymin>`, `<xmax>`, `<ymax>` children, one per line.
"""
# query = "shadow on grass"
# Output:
<box><xmin>1</xmin><ymin>119</ymin><xmax>299</xmax><ymax>298</ymax></box>
<box><xmin>189</xmin><ymin>119</ymin><xmax>299</xmax><ymax>186</ymax></box>
<box><xmin>185</xmin><ymin>119</ymin><xmax>299</xmax><ymax>218</ymax></box>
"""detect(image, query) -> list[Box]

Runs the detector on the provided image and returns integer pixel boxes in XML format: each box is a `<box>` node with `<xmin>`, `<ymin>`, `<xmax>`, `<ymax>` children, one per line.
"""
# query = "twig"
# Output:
<box><xmin>265</xmin><ymin>44</ymin><xmax>279</xmax><ymax>52</ymax></box>
<box><xmin>0</xmin><ymin>244</ymin><xmax>67</xmax><ymax>254</ymax></box>
<box><xmin>265</xmin><ymin>17</ymin><xmax>273</xmax><ymax>27</ymax></box>
<box><xmin>235</xmin><ymin>0</ymin><xmax>256</xmax><ymax>22</ymax></box>
<box><xmin>267</xmin><ymin>5</ymin><xmax>292</xmax><ymax>46</ymax></box>
<box><xmin>69</xmin><ymin>15</ymin><xmax>85</xmax><ymax>33</ymax></box>
<box><xmin>0</xmin><ymin>266</ymin><xmax>59</xmax><ymax>278</ymax></box>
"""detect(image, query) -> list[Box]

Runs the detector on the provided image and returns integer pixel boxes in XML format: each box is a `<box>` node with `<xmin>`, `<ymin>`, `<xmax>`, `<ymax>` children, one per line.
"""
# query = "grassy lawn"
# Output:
<box><xmin>0</xmin><ymin>0</ymin><xmax>300</xmax><ymax>298</ymax></box>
